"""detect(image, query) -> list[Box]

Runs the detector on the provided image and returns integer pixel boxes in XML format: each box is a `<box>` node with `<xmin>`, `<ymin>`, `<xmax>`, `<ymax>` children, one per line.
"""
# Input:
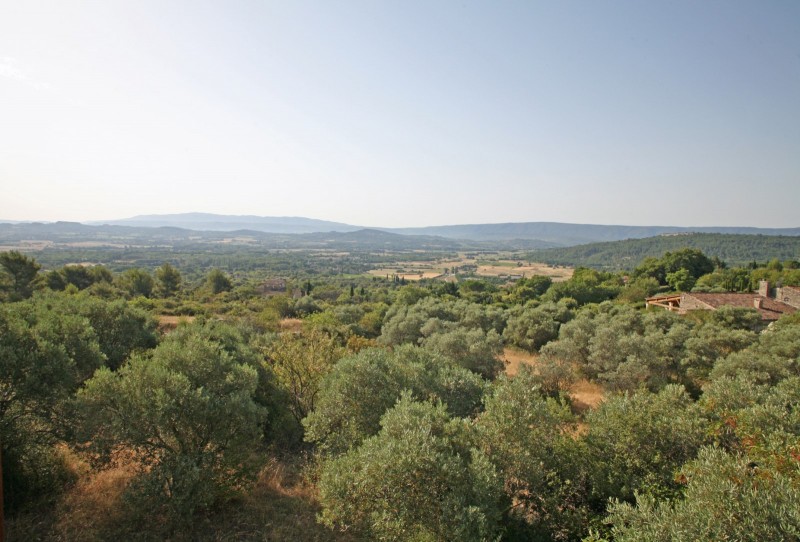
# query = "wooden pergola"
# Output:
<box><xmin>646</xmin><ymin>294</ymin><xmax>682</xmax><ymax>312</ymax></box>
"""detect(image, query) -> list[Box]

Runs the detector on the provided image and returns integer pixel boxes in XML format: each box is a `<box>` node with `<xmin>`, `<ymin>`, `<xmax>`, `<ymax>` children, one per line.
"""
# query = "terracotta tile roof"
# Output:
<box><xmin>684</xmin><ymin>292</ymin><xmax>796</xmax><ymax>320</ymax></box>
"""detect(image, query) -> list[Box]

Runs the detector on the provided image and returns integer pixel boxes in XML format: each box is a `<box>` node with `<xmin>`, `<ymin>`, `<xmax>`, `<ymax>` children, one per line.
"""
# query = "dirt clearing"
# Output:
<box><xmin>502</xmin><ymin>347</ymin><xmax>605</xmax><ymax>411</ymax></box>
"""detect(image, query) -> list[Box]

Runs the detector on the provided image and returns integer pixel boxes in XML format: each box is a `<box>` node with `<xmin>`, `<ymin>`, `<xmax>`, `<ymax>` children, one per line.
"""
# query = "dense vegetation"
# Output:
<box><xmin>2</xmin><ymin>243</ymin><xmax>800</xmax><ymax>541</ymax></box>
<box><xmin>530</xmin><ymin>232</ymin><xmax>800</xmax><ymax>269</ymax></box>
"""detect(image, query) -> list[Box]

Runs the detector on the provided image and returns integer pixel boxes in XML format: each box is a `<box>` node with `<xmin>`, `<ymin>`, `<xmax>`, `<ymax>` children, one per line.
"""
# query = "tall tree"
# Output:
<box><xmin>155</xmin><ymin>262</ymin><xmax>181</xmax><ymax>298</ymax></box>
<box><xmin>119</xmin><ymin>268</ymin><xmax>154</xmax><ymax>298</ymax></box>
<box><xmin>0</xmin><ymin>251</ymin><xmax>40</xmax><ymax>301</ymax></box>
<box><xmin>207</xmin><ymin>268</ymin><xmax>232</xmax><ymax>294</ymax></box>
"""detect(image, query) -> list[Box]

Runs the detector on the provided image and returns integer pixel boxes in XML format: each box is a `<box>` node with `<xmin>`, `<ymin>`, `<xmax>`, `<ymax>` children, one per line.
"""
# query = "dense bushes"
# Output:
<box><xmin>3</xmin><ymin>249</ymin><xmax>800</xmax><ymax>540</ymax></box>
<box><xmin>0</xmin><ymin>292</ymin><xmax>156</xmax><ymax>512</ymax></box>
<box><xmin>303</xmin><ymin>346</ymin><xmax>487</xmax><ymax>455</ymax></box>
<box><xmin>542</xmin><ymin>303</ymin><xmax>760</xmax><ymax>393</ymax></box>
<box><xmin>78</xmin><ymin>325</ymin><xmax>266</xmax><ymax>519</ymax></box>
<box><xmin>476</xmin><ymin>367</ymin><xmax>582</xmax><ymax>540</ymax></box>
<box><xmin>318</xmin><ymin>395</ymin><xmax>505</xmax><ymax>541</ymax></box>
<box><xmin>594</xmin><ymin>447</ymin><xmax>800</xmax><ymax>542</ymax></box>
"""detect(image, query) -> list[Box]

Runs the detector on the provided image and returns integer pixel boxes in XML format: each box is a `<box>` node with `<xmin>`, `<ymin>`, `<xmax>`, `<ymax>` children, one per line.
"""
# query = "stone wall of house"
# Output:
<box><xmin>776</xmin><ymin>286</ymin><xmax>800</xmax><ymax>309</ymax></box>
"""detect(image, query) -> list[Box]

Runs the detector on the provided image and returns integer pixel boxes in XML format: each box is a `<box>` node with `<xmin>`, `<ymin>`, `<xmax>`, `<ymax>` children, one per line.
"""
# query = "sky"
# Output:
<box><xmin>1</xmin><ymin>1</ymin><xmax>798</xmax><ymax>228</ymax></box>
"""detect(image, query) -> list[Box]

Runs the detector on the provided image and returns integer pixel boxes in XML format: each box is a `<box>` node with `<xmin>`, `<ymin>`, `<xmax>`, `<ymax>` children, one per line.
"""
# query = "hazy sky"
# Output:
<box><xmin>1</xmin><ymin>1</ymin><xmax>798</xmax><ymax>228</ymax></box>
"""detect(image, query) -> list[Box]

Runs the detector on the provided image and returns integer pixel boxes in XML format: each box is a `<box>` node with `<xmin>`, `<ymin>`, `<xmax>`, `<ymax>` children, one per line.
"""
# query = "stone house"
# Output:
<box><xmin>259</xmin><ymin>278</ymin><xmax>288</xmax><ymax>296</ymax></box>
<box><xmin>775</xmin><ymin>284</ymin><xmax>800</xmax><ymax>308</ymax></box>
<box><xmin>646</xmin><ymin>281</ymin><xmax>798</xmax><ymax>322</ymax></box>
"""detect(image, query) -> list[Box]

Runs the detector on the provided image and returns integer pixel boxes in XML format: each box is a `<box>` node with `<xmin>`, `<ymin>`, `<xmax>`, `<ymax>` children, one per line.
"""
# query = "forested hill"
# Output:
<box><xmin>386</xmin><ymin>222</ymin><xmax>800</xmax><ymax>245</ymax></box>
<box><xmin>529</xmin><ymin>233</ymin><xmax>800</xmax><ymax>270</ymax></box>
<box><xmin>0</xmin><ymin>222</ymin><xmax>466</xmax><ymax>252</ymax></box>
<box><xmin>83</xmin><ymin>213</ymin><xmax>800</xmax><ymax>246</ymax></box>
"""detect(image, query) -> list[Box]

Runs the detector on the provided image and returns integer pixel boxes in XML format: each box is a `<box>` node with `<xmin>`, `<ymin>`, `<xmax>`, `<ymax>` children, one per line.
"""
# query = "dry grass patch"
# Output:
<box><xmin>8</xmin><ymin>451</ymin><xmax>359</xmax><ymax>542</ymax></box>
<box><xmin>206</xmin><ymin>458</ymin><xmax>362</xmax><ymax>542</ymax></box>
<box><xmin>502</xmin><ymin>347</ymin><xmax>539</xmax><ymax>376</ymax></box>
<box><xmin>366</xmin><ymin>269</ymin><xmax>442</xmax><ymax>281</ymax></box>
<box><xmin>367</xmin><ymin>255</ymin><xmax>573</xmax><ymax>283</ymax></box>
<box><xmin>502</xmin><ymin>348</ymin><xmax>605</xmax><ymax>414</ymax></box>
<box><xmin>51</xmin><ymin>453</ymin><xmax>139</xmax><ymax>541</ymax></box>
<box><xmin>279</xmin><ymin>318</ymin><xmax>304</xmax><ymax>333</ymax></box>
<box><xmin>157</xmin><ymin>315</ymin><xmax>197</xmax><ymax>331</ymax></box>
<box><xmin>569</xmin><ymin>379</ymin><xmax>605</xmax><ymax>414</ymax></box>
<box><xmin>6</xmin><ymin>446</ymin><xmax>138</xmax><ymax>542</ymax></box>
<box><xmin>0</xmin><ymin>240</ymin><xmax>53</xmax><ymax>251</ymax></box>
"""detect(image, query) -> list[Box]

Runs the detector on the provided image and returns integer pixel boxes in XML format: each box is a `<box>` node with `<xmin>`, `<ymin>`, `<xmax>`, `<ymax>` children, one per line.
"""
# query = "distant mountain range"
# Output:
<box><xmin>4</xmin><ymin>221</ymin><xmax>797</xmax><ymax>271</ymax></box>
<box><xmin>390</xmin><ymin>223</ymin><xmax>800</xmax><ymax>245</ymax></box>
<box><xmin>85</xmin><ymin>213</ymin><xmax>800</xmax><ymax>247</ymax></box>
<box><xmin>0</xmin><ymin>221</ymin><xmax>470</xmax><ymax>252</ymax></box>
<box><xmin>89</xmin><ymin>213</ymin><xmax>361</xmax><ymax>234</ymax></box>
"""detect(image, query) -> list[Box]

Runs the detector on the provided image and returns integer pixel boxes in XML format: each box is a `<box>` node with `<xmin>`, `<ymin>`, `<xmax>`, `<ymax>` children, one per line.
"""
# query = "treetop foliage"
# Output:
<box><xmin>2</xmin><ymin>244</ymin><xmax>800</xmax><ymax>540</ymax></box>
<box><xmin>77</xmin><ymin>321</ymin><xmax>267</xmax><ymax>518</ymax></box>
<box><xmin>318</xmin><ymin>394</ymin><xmax>505</xmax><ymax>542</ymax></box>
<box><xmin>534</xmin><ymin>232</ymin><xmax>800</xmax><ymax>270</ymax></box>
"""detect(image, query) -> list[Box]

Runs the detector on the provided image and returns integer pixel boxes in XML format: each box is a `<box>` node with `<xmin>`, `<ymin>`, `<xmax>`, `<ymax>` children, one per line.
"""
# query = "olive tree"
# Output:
<box><xmin>303</xmin><ymin>346</ymin><xmax>486</xmax><ymax>455</ymax></box>
<box><xmin>583</xmin><ymin>385</ymin><xmax>706</xmax><ymax>504</ymax></box>
<box><xmin>421</xmin><ymin>327</ymin><xmax>505</xmax><ymax>379</ymax></box>
<box><xmin>542</xmin><ymin>305</ymin><xmax>693</xmax><ymax>392</ymax></box>
<box><xmin>593</xmin><ymin>447</ymin><xmax>800</xmax><ymax>542</ymax></box>
<box><xmin>32</xmin><ymin>292</ymin><xmax>158</xmax><ymax>370</ymax></box>
<box><xmin>503</xmin><ymin>300</ymin><xmax>574</xmax><ymax>353</ymax></box>
<box><xmin>710</xmin><ymin>320</ymin><xmax>800</xmax><ymax>385</ymax></box>
<box><xmin>0</xmin><ymin>301</ymin><xmax>104</xmax><ymax>510</ymax></box>
<box><xmin>477</xmin><ymin>366</ymin><xmax>584</xmax><ymax>540</ymax></box>
<box><xmin>77</xmin><ymin>323</ymin><xmax>266</xmax><ymax>518</ymax></box>
<box><xmin>318</xmin><ymin>394</ymin><xmax>505</xmax><ymax>542</ymax></box>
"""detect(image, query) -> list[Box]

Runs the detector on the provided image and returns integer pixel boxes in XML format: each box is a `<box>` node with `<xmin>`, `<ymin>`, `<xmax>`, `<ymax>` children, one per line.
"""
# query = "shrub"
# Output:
<box><xmin>318</xmin><ymin>394</ymin><xmax>505</xmax><ymax>541</ymax></box>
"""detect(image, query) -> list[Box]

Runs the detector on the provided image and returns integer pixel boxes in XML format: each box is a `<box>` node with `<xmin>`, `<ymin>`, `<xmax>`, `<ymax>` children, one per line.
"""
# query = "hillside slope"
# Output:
<box><xmin>387</xmin><ymin>222</ymin><xmax>800</xmax><ymax>245</ymax></box>
<box><xmin>529</xmin><ymin>233</ymin><xmax>800</xmax><ymax>269</ymax></box>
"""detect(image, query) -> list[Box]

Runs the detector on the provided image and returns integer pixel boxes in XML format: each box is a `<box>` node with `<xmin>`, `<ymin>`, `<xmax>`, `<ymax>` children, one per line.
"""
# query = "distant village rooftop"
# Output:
<box><xmin>646</xmin><ymin>281</ymin><xmax>799</xmax><ymax>321</ymax></box>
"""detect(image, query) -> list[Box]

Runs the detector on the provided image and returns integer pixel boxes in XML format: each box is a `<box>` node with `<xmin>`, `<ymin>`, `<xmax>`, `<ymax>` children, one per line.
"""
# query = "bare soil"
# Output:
<box><xmin>502</xmin><ymin>347</ymin><xmax>539</xmax><ymax>376</ymax></box>
<box><xmin>502</xmin><ymin>347</ymin><xmax>605</xmax><ymax>412</ymax></box>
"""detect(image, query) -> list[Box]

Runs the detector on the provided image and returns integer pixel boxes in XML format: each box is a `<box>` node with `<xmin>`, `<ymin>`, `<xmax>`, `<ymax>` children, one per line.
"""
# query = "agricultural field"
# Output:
<box><xmin>475</xmin><ymin>260</ymin><xmax>573</xmax><ymax>281</ymax></box>
<box><xmin>367</xmin><ymin>253</ymin><xmax>573</xmax><ymax>282</ymax></box>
